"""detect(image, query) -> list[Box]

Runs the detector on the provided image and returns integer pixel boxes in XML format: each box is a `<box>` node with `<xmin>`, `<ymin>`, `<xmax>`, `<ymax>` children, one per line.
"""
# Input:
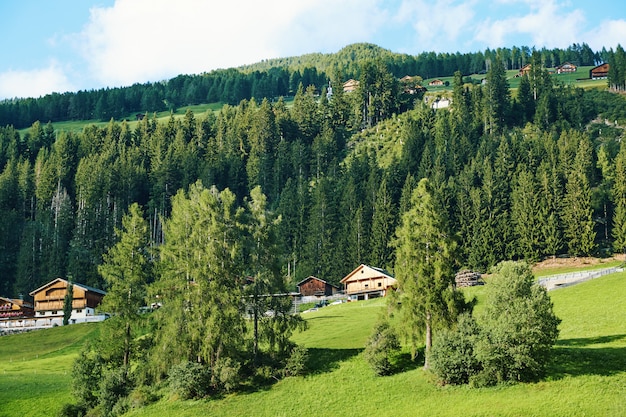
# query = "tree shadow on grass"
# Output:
<box><xmin>306</xmin><ymin>348</ymin><xmax>362</xmax><ymax>374</ymax></box>
<box><xmin>548</xmin><ymin>334</ymin><xmax>626</xmax><ymax>380</ymax></box>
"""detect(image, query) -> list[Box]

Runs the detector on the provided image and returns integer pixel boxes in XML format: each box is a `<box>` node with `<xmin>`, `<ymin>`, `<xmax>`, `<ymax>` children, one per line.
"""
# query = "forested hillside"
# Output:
<box><xmin>0</xmin><ymin>42</ymin><xmax>620</xmax><ymax>130</ymax></box>
<box><xmin>0</xmin><ymin>45</ymin><xmax>626</xmax><ymax>300</ymax></box>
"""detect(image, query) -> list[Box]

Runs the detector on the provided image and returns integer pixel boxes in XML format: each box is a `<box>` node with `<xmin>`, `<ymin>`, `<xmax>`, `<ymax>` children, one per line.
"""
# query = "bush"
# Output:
<box><xmin>168</xmin><ymin>361</ymin><xmax>211</xmax><ymax>399</ymax></box>
<box><xmin>99</xmin><ymin>367</ymin><xmax>132</xmax><ymax>416</ymax></box>
<box><xmin>57</xmin><ymin>403</ymin><xmax>87</xmax><ymax>417</ymax></box>
<box><xmin>364</xmin><ymin>320</ymin><xmax>401</xmax><ymax>376</ymax></box>
<box><xmin>213</xmin><ymin>357</ymin><xmax>241</xmax><ymax>393</ymax></box>
<box><xmin>476</xmin><ymin>261</ymin><xmax>561</xmax><ymax>384</ymax></box>
<box><xmin>428</xmin><ymin>314</ymin><xmax>482</xmax><ymax>385</ymax></box>
<box><xmin>283</xmin><ymin>344</ymin><xmax>309</xmax><ymax>377</ymax></box>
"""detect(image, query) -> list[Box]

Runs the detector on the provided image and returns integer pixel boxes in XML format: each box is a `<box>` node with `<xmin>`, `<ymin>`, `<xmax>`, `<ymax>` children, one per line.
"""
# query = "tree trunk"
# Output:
<box><xmin>424</xmin><ymin>311</ymin><xmax>432</xmax><ymax>370</ymax></box>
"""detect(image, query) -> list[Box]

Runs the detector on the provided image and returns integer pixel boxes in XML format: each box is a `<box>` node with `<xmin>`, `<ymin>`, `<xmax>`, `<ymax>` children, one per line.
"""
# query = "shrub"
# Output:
<box><xmin>99</xmin><ymin>367</ymin><xmax>132</xmax><ymax>416</ymax></box>
<box><xmin>57</xmin><ymin>403</ymin><xmax>87</xmax><ymax>417</ymax></box>
<box><xmin>283</xmin><ymin>344</ymin><xmax>309</xmax><ymax>377</ymax></box>
<box><xmin>428</xmin><ymin>314</ymin><xmax>482</xmax><ymax>385</ymax></box>
<box><xmin>364</xmin><ymin>320</ymin><xmax>401</xmax><ymax>376</ymax></box>
<box><xmin>168</xmin><ymin>361</ymin><xmax>211</xmax><ymax>399</ymax></box>
<box><xmin>476</xmin><ymin>261</ymin><xmax>561</xmax><ymax>384</ymax></box>
<box><xmin>213</xmin><ymin>357</ymin><xmax>241</xmax><ymax>393</ymax></box>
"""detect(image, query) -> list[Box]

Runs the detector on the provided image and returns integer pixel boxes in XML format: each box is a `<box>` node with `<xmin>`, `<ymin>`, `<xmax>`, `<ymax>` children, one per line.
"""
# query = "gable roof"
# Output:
<box><xmin>29</xmin><ymin>278</ymin><xmax>106</xmax><ymax>297</ymax></box>
<box><xmin>340</xmin><ymin>264</ymin><xmax>394</xmax><ymax>284</ymax></box>
<box><xmin>296</xmin><ymin>276</ymin><xmax>339</xmax><ymax>288</ymax></box>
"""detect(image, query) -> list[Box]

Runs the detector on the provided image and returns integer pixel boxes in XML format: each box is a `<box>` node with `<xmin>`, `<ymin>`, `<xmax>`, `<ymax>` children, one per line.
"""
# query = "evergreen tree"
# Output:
<box><xmin>612</xmin><ymin>140</ymin><xmax>626</xmax><ymax>253</ymax></box>
<box><xmin>393</xmin><ymin>178</ymin><xmax>465</xmax><ymax>366</ymax></box>
<box><xmin>98</xmin><ymin>203</ymin><xmax>151</xmax><ymax>368</ymax></box>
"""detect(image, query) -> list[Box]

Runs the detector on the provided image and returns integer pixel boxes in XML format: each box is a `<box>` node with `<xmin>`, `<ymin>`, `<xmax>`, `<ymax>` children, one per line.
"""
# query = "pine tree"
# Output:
<box><xmin>98</xmin><ymin>203</ymin><xmax>151</xmax><ymax>368</ymax></box>
<box><xmin>393</xmin><ymin>178</ymin><xmax>465</xmax><ymax>366</ymax></box>
<box><xmin>612</xmin><ymin>140</ymin><xmax>626</xmax><ymax>253</ymax></box>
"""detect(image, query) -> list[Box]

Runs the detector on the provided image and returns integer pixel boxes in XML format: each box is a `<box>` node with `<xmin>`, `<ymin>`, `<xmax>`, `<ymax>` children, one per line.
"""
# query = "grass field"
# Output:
<box><xmin>1</xmin><ymin>268</ymin><xmax>625</xmax><ymax>417</ymax></box>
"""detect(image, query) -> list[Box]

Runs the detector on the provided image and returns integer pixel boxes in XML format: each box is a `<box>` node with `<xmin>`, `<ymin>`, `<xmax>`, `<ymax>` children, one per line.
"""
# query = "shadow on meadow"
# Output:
<box><xmin>549</xmin><ymin>334</ymin><xmax>626</xmax><ymax>379</ymax></box>
<box><xmin>306</xmin><ymin>348</ymin><xmax>363</xmax><ymax>374</ymax></box>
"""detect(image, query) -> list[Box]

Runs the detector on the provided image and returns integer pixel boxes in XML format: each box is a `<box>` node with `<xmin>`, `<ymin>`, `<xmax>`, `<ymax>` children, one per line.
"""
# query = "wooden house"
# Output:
<box><xmin>590</xmin><ymin>63</ymin><xmax>609</xmax><ymax>79</ymax></box>
<box><xmin>428</xmin><ymin>79</ymin><xmax>444</xmax><ymax>86</ymax></box>
<box><xmin>0</xmin><ymin>297</ymin><xmax>34</xmax><ymax>319</ymax></box>
<box><xmin>340</xmin><ymin>264</ymin><xmax>397</xmax><ymax>301</ymax></box>
<box><xmin>556</xmin><ymin>62</ymin><xmax>577</xmax><ymax>74</ymax></box>
<box><xmin>29</xmin><ymin>278</ymin><xmax>106</xmax><ymax>325</ymax></box>
<box><xmin>297</xmin><ymin>276</ymin><xmax>340</xmax><ymax>297</ymax></box>
<box><xmin>343</xmin><ymin>79</ymin><xmax>359</xmax><ymax>93</ymax></box>
<box><xmin>517</xmin><ymin>64</ymin><xmax>532</xmax><ymax>77</ymax></box>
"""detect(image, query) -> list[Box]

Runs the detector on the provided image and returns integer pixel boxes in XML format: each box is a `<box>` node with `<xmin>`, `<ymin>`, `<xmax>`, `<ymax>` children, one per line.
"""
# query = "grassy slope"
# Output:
<box><xmin>127</xmin><ymin>272</ymin><xmax>626</xmax><ymax>417</ymax></box>
<box><xmin>0</xmin><ymin>323</ymin><xmax>99</xmax><ymax>417</ymax></box>
<box><xmin>1</xmin><ymin>269</ymin><xmax>624</xmax><ymax>417</ymax></box>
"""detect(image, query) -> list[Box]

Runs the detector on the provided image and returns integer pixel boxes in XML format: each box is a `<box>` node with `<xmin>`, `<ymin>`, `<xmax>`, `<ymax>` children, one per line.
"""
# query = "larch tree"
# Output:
<box><xmin>393</xmin><ymin>178</ymin><xmax>466</xmax><ymax>367</ymax></box>
<box><xmin>98</xmin><ymin>203</ymin><xmax>151</xmax><ymax>368</ymax></box>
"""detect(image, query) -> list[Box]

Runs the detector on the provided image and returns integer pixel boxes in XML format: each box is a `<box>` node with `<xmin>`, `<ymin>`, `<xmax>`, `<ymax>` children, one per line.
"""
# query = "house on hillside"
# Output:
<box><xmin>341</xmin><ymin>264</ymin><xmax>397</xmax><ymax>301</ymax></box>
<box><xmin>0</xmin><ymin>297</ymin><xmax>34</xmax><ymax>319</ymax></box>
<box><xmin>297</xmin><ymin>276</ymin><xmax>340</xmax><ymax>297</ymax></box>
<box><xmin>556</xmin><ymin>62</ymin><xmax>577</xmax><ymax>74</ymax></box>
<box><xmin>428</xmin><ymin>79</ymin><xmax>444</xmax><ymax>86</ymax></box>
<box><xmin>517</xmin><ymin>64</ymin><xmax>532</xmax><ymax>77</ymax></box>
<box><xmin>29</xmin><ymin>278</ymin><xmax>107</xmax><ymax>326</ymax></box>
<box><xmin>590</xmin><ymin>63</ymin><xmax>610</xmax><ymax>79</ymax></box>
<box><xmin>343</xmin><ymin>79</ymin><xmax>359</xmax><ymax>93</ymax></box>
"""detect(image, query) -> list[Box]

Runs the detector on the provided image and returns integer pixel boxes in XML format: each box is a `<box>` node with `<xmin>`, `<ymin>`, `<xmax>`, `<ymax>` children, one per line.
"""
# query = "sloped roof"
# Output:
<box><xmin>340</xmin><ymin>264</ymin><xmax>395</xmax><ymax>284</ymax></box>
<box><xmin>29</xmin><ymin>278</ymin><xmax>106</xmax><ymax>297</ymax></box>
<box><xmin>296</xmin><ymin>276</ymin><xmax>339</xmax><ymax>289</ymax></box>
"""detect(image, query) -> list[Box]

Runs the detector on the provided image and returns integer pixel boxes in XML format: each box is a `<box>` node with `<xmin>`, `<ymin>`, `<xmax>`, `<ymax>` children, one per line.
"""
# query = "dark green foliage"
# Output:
<box><xmin>364</xmin><ymin>320</ymin><xmax>401</xmax><ymax>376</ymax></box>
<box><xmin>283</xmin><ymin>345</ymin><xmax>309</xmax><ymax>377</ymax></box>
<box><xmin>429</xmin><ymin>261</ymin><xmax>560</xmax><ymax>387</ymax></box>
<box><xmin>168</xmin><ymin>362</ymin><xmax>212</xmax><ymax>400</ymax></box>
<box><xmin>62</xmin><ymin>282</ymin><xmax>73</xmax><ymax>326</ymax></box>
<box><xmin>428</xmin><ymin>314</ymin><xmax>482</xmax><ymax>385</ymax></box>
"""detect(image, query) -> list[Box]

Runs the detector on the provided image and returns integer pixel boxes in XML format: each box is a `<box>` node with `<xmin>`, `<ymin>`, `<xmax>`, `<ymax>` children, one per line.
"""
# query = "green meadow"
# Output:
<box><xmin>1</xmin><ymin>269</ymin><xmax>625</xmax><ymax>417</ymax></box>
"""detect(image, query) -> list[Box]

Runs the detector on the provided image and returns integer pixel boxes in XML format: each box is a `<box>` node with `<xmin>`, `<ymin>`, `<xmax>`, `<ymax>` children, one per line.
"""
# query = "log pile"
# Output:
<box><xmin>455</xmin><ymin>270</ymin><xmax>483</xmax><ymax>287</ymax></box>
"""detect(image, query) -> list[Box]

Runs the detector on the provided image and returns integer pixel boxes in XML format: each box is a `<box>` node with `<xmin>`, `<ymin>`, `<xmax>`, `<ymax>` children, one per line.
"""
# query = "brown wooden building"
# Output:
<box><xmin>590</xmin><ymin>63</ymin><xmax>610</xmax><ymax>79</ymax></box>
<box><xmin>343</xmin><ymin>79</ymin><xmax>359</xmax><ymax>93</ymax></box>
<box><xmin>297</xmin><ymin>276</ymin><xmax>340</xmax><ymax>297</ymax></box>
<box><xmin>0</xmin><ymin>296</ymin><xmax>34</xmax><ymax>319</ymax></box>
<box><xmin>556</xmin><ymin>62</ymin><xmax>577</xmax><ymax>74</ymax></box>
<box><xmin>341</xmin><ymin>264</ymin><xmax>397</xmax><ymax>301</ymax></box>
<box><xmin>29</xmin><ymin>278</ymin><xmax>106</xmax><ymax>320</ymax></box>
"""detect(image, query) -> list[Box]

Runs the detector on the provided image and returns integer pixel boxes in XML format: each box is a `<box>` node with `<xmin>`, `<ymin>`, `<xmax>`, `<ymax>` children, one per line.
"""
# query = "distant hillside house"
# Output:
<box><xmin>428</xmin><ymin>79</ymin><xmax>444</xmax><ymax>86</ymax></box>
<box><xmin>556</xmin><ymin>62</ymin><xmax>577</xmax><ymax>74</ymax></box>
<box><xmin>590</xmin><ymin>63</ymin><xmax>610</xmax><ymax>79</ymax></box>
<box><xmin>0</xmin><ymin>296</ymin><xmax>34</xmax><ymax>320</ymax></box>
<box><xmin>516</xmin><ymin>64</ymin><xmax>533</xmax><ymax>77</ymax></box>
<box><xmin>341</xmin><ymin>264</ymin><xmax>397</xmax><ymax>301</ymax></box>
<box><xmin>297</xmin><ymin>276</ymin><xmax>340</xmax><ymax>297</ymax></box>
<box><xmin>29</xmin><ymin>278</ymin><xmax>107</xmax><ymax>326</ymax></box>
<box><xmin>343</xmin><ymin>79</ymin><xmax>359</xmax><ymax>93</ymax></box>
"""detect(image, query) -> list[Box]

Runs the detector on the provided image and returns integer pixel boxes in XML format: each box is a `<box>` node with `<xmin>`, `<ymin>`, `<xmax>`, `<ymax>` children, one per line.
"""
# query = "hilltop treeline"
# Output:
<box><xmin>0</xmin><ymin>42</ymin><xmax>613</xmax><ymax>129</ymax></box>
<box><xmin>1</xmin><ymin>49</ymin><xmax>626</xmax><ymax>299</ymax></box>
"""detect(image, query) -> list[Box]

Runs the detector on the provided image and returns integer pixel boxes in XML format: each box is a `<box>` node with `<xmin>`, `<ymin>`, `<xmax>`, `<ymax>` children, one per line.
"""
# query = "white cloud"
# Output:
<box><xmin>474</xmin><ymin>0</ymin><xmax>586</xmax><ymax>48</ymax></box>
<box><xmin>0</xmin><ymin>63</ymin><xmax>76</xmax><ymax>99</ymax></box>
<box><xmin>585</xmin><ymin>19</ymin><xmax>626</xmax><ymax>51</ymax></box>
<box><xmin>75</xmin><ymin>0</ymin><xmax>388</xmax><ymax>88</ymax></box>
<box><xmin>396</xmin><ymin>0</ymin><xmax>477</xmax><ymax>51</ymax></box>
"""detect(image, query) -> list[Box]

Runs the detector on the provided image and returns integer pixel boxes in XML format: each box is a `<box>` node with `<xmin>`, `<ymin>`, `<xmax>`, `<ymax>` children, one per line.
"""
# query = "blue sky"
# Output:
<box><xmin>1</xmin><ymin>0</ymin><xmax>625</xmax><ymax>100</ymax></box>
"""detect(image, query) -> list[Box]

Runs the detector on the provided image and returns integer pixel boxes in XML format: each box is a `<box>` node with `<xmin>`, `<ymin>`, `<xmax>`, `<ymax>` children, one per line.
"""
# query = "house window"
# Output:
<box><xmin>39</xmin><ymin>311</ymin><xmax>45</xmax><ymax>316</ymax></box>
<box><xmin>378</xmin><ymin>282</ymin><xmax>382</xmax><ymax>287</ymax></box>
<box><xmin>52</xmin><ymin>311</ymin><xmax>57</xmax><ymax>315</ymax></box>
<box><xmin>364</xmin><ymin>284</ymin><xmax>368</xmax><ymax>288</ymax></box>
<box><xmin>76</xmin><ymin>309</ymin><xmax>82</xmax><ymax>314</ymax></box>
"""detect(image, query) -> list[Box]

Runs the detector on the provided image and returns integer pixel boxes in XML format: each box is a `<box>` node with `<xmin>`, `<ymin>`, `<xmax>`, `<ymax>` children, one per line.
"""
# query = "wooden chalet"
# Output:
<box><xmin>556</xmin><ymin>62</ymin><xmax>577</xmax><ymax>74</ymax></box>
<box><xmin>428</xmin><ymin>79</ymin><xmax>444</xmax><ymax>86</ymax></box>
<box><xmin>29</xmin><ymin>278</ymin><xmax>106</xmax><ymax>324</ymax></box>
<box><xmin>516</xmin><ymin>64</ymin><xmax>532</xmax><ymax>77</ymax></box>
<box><xmin>590</xmin><ymin>63</ymin><xmax>609</xmax><ymax>79</ymax></box>
<box><xmin>341</xmin><ymin>264</ymin><xmax>397</xmax><ymax>301</ymax></box>
<box><xmin>297</xmin><ymin>276</ymin><xmax>340</xmax><ymax>297</ymax></box>
<box><xmin>0</xmin><ymin>297</ymin><xmax>34</xmax><ymax>320</ymax></box>
<box><xmin>342</xmin><ymin>79</ymin><xmax>359</xmax><ymax>93</ymax></box>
